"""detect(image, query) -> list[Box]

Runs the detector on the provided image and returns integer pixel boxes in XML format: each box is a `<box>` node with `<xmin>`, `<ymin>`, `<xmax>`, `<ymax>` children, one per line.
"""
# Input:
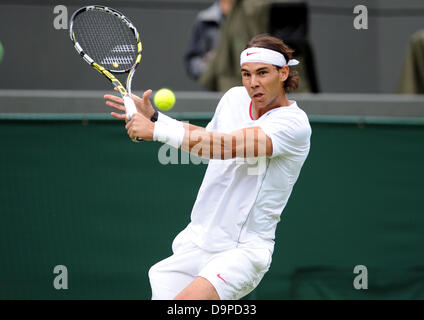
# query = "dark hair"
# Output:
<box><xmin>245</xmin><ymin>34</ymin><xmax>299</xmax><ymax>93</ymax></box>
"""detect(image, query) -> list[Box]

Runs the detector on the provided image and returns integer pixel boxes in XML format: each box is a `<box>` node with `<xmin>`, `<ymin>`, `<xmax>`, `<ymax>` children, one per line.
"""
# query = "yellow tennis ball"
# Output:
<box><xmin>154</xmin><ymin>88</ymin><xmax>176</xmax><ymax>111</ymax></box>
<box><xmin>113</xmin><ymin>62</ymin><xmax>119</xmax><ymax>68</ymax></box>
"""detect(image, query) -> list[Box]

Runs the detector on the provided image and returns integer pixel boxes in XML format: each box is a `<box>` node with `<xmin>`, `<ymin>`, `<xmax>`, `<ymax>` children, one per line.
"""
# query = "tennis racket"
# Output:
<box><xmin>69</xmin><ymin>5</ymin><xmax>142</xmax><ymax>132</ymax></box>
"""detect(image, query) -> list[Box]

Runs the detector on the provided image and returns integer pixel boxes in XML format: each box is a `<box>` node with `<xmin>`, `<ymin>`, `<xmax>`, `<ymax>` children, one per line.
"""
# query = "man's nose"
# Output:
<box><xmin>250</xmin><ymin>75</ymin><xmax>259</xmax><ymax>88</ymax></box>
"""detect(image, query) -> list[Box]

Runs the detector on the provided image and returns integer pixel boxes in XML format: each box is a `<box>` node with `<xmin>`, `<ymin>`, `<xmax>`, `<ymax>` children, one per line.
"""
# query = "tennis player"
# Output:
<box><xmin>104</xmin><ymin>34</ymin><xmax>311</xmax><ymax>300</ymax></box>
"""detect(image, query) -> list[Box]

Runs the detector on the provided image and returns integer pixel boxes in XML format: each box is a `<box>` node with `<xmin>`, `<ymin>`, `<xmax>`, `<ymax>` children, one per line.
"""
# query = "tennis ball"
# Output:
<box><xmin>154</xmin><ymin>88</ymin><xmax>176</xmax><ymax>111</ymax></box>
<box><xmin>0</xmin><ymin>41</ymin><xmax>4</xmax><ymax>63</ymax></box>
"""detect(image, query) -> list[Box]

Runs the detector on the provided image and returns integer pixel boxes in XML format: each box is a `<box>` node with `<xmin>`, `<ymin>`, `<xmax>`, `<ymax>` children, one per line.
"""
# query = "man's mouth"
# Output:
<box><xmin>253</xmin><ymin>93</ymin><xmax>264</xmax><ymax>99</ymax></box>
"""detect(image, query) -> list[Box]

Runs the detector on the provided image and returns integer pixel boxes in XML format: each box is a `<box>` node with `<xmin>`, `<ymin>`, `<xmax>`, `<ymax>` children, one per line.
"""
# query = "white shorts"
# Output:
<box><xmin>148</xmin><ymin>231</ymin><xmax>272</xmax><ymax>300</ymax></box>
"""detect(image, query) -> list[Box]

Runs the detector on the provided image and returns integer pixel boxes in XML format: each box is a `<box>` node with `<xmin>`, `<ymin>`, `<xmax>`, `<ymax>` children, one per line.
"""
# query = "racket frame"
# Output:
<box><xmin>69</xmin><ymin>5</ymin><xmax>142</xmax><ymax>120</ymax></box>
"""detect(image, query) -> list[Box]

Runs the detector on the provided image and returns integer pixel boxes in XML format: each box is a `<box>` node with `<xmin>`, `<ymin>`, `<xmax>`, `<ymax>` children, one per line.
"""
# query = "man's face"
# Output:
<box><xmin>241</xmin><ymin>62</ymin><xmax>288</xmax><ymax>109</ymax></box>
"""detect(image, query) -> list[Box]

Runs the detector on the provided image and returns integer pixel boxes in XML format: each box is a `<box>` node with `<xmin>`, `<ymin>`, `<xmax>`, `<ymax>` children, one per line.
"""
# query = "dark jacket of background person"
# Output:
<box><xmin>398</xmin><ymin>30</ymin><xmax>424</xmax><ymax>94</ymax></box>
<box><xmin>198</xmin><ymin>0</ymin><xmax>312</xmax><ymax>93</ymax></box>
<box><xmin>184</xmin><ymin>2</ymin><xmax>224</xmax><ymax>80</ymax></box>
<box><xmin>199</xmin><ymin>0</ymin><xmax>270</xmax><ymax>92</ymax></box>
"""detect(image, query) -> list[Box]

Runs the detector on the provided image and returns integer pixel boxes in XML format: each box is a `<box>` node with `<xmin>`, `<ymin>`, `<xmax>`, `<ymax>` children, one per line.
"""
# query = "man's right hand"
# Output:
<box><xmin>104</xmin><ymin>88</ymin><xmax>155</xmax><ymax>121</ymax></box>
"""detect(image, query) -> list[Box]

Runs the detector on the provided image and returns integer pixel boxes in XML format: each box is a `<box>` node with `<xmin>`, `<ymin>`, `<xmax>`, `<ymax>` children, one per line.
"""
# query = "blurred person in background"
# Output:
<box><xmin>398</xmin><ymin>30</ymin><xmax>424</xmax><ymax>94</ymax></box>
<box><xmin>198</xmin><ymin>0</ymin><xmax>271</xmax><ymax>91</ymax></box>
<box><xmin>198</xmin><ymin>0</ymin><xmax>317</xmax><ymax>94</ymax></box>
<box><xmin>184</xmin><ymin>0</ymin><xmax>236</xmax><ymax>81</ymax></box>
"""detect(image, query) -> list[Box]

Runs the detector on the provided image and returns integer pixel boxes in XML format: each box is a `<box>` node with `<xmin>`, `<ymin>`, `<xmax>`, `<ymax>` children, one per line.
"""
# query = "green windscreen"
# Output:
<box><xmin>1</xmin><ymin>118</ymin><xmax>423</xmax><ymax>299</ymax></box>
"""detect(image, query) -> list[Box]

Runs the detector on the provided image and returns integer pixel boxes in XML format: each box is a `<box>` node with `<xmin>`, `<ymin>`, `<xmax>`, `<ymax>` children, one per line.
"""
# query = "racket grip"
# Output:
<box><xmin>123</xmin><ymin>95</ymin><xmax>138</xmax><ymax>120</ymax></box>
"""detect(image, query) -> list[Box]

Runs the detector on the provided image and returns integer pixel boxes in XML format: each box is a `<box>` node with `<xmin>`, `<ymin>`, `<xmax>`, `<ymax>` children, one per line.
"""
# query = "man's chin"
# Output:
<box><xmin>252</xmin><ymin>99</ymin><xmax>268</xmax><ymax>108</ymax></box>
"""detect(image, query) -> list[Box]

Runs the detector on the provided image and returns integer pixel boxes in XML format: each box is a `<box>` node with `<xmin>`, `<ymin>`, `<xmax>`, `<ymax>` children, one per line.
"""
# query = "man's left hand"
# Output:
<box><xmin>125</xmin><ymin>113</ymin><xmax>155</xmax><ymax>141</ymax></box>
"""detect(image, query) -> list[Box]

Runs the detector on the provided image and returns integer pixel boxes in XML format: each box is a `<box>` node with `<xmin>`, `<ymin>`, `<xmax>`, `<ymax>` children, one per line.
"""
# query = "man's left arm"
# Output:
<box><xmin>180</xmin><ymin>126</ymin><xmax>273</xmax><ymax>159</ymax></box>
<box><xmin>125</xmin><ymin>112</ymin><xmax>272</xmax><ymax>159</ymax></box>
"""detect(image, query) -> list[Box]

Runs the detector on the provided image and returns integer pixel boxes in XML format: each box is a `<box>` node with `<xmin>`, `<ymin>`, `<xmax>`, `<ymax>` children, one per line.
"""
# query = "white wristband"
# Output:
<box><xmin>157</xmin><ymin>112</ymin><xmax>178</xmax><ymax>126</ymax></box>
<box><xmin>153</xmin><ymin>120</ymin><xmax>185</xmax><ymax>149</ymax></box>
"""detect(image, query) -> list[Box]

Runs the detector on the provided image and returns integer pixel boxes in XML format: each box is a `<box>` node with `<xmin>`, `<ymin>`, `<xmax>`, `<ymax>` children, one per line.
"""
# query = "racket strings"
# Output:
<box><xmin>72</xmin><ymin>9</ymin><xmax>138</xmax><ymax>71</ymax></box>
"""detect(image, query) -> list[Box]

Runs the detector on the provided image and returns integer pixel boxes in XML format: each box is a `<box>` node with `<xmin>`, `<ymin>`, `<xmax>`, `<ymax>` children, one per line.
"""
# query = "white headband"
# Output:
<box><xmin>240</xmin><ymin>47</ymin><xmax>299</xmax><ymax>67</ymax></box>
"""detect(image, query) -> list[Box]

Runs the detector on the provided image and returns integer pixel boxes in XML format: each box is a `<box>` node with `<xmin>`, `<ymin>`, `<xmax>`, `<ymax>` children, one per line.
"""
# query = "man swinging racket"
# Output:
<box><xmin>104</xmin><ymin>34</ymin><xmax>311</xmax><ymax>300</ymax></box>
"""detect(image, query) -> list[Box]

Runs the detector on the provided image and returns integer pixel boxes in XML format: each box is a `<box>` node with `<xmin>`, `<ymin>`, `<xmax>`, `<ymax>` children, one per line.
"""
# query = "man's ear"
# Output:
<box><xmin>280</xmin><ymin>65</ymin><xmax>289</xmax><ymax>82</ymax></box>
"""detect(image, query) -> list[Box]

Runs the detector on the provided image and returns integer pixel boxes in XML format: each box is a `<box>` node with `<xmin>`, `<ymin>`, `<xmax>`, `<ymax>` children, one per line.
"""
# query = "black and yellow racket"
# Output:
<box><xmin>70</xmin><ymin>5</ymin><xmax>142</xmax><ymax>123</ymax></box>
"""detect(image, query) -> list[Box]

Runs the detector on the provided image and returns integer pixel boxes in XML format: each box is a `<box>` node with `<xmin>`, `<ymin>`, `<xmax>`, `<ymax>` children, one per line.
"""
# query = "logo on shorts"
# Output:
<box><xmin>217</xmin><ymin>273</ymin><xmax>227</xmax><ymax>284</ymax></box>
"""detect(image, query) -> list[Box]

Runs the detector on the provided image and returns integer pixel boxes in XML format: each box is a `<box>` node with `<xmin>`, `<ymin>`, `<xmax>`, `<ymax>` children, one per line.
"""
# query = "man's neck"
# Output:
<box><xmin>253</xmin><ymin>96</ymin><xmax>291</xmax><ymax>119</ymax></box>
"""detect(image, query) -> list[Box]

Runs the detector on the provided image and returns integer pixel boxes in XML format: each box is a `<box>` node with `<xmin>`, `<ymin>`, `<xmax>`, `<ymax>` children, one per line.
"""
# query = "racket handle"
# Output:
<box><xmin>123</xmin><ymin>95</ymin><xmax>142</xmax><ymax>143</ymax></box>
<box><xmin>123</xmin><ymin>95</ymin><xmax>138</xmax><ymax>120</ymax></box>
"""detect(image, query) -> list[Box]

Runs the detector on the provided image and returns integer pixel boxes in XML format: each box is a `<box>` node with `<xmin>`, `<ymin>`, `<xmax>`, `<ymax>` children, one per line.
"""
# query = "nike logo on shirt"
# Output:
<box><xmin>217</xmin><ymin>274</ymin><xmax>227</xmax><ymax>283</ymax></box>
